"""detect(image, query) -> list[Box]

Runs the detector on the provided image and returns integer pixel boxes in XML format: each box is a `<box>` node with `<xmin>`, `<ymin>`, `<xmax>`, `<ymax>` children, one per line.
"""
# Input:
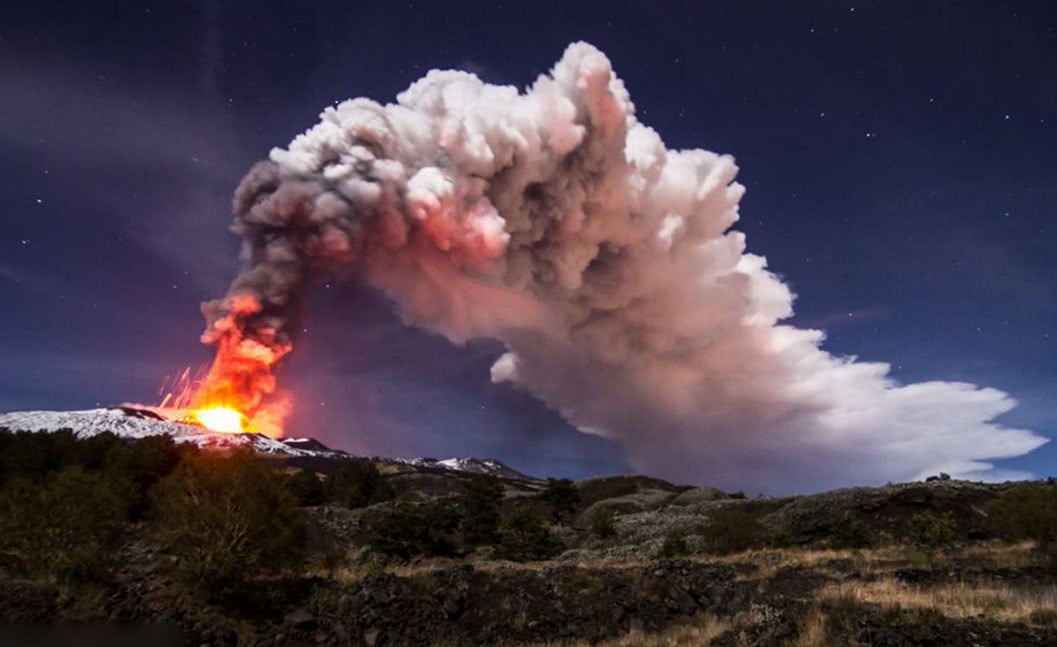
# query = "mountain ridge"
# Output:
<box><xmin>0</xmin><ymin>407</ymin><xmax>536</xmax><ymax>481</ymax></box>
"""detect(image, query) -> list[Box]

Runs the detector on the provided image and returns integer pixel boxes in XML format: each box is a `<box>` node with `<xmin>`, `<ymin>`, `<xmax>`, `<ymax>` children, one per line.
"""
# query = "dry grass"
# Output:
<box><xmin>821</xmin><ymin>578</ymin><xmax>1057</xmax><ymax>623</ymax></box>
<box><xmin>528</xmin><ymin>613</ymin><xmax>731</xmax><ymax>647</ymax></box>
<box><xmin>789</xmin><ymin>608</ymin><xmax>828</xmax><ymax>647</ymax></box>
<box><xmin>317</xmin><ymin>541</ymin><xmax>1044</xmax><ymax>588</ymax></box>
<box><xmin>693</xmin><ymin>541</ymin><xmax>1043</xmax><ymax>580</ymax></box>
<box><xmin>688</xmin><ymin>544</ymin><xmax>908</xmax><ymax>580</ymax></box>
<box><xmin>961</xmin><ymin>540</ymin><xmax>1038</xmax><ymax>569</ymax></box>
<box><xmin>319</xmin><ymin>541</ymin><xmax>1043</xmax><ymax>586</ymax></box>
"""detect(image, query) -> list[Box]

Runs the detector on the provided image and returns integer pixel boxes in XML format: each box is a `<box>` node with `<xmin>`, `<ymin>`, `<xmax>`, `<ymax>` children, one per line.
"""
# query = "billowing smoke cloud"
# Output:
<box><xmin>201</xmin><ymin>42</ymin><xmax>1046</xmax><ymax>491</ymax></box>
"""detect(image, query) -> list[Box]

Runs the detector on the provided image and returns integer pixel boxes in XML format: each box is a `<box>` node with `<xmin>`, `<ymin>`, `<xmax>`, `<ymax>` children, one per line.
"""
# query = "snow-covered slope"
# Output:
<box><xmin>0</xmin><ymin>407</ymin><xmax>351</xmax><ymax>458</ymax></box>
<box><xmin>0</xmin><ymin>407</ymin><xmax>535</xmax><ymax>479</ymax></box>
<box><xmin>395</xmin><ymin>456</ymin><xmax>535</xmax><ymax>481</ymax></box>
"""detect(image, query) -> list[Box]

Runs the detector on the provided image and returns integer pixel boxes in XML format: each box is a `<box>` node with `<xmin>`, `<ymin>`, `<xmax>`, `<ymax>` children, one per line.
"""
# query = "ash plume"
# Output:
<box><xmin>201</xmin><ymin>42</ymin><xmax>1046</xmax><ymax>491</ymax></box>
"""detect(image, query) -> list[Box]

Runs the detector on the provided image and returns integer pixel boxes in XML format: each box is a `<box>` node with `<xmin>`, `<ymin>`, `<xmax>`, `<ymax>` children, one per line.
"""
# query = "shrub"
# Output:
<box><xmin>909</xmin><ymin>512</ymin><xmax>956</xmax><ymax>549</ymax></box>
<box><xmin>700</xmin><ymin>508</ymin><xmax>766</xmax><ymax>554</ymax></box>
<box><xmin>328</xmin><ymin>461</ymin><xmax>394</xmax><ymax>509</ymax></box>
<box><xmin>0</xmin><ymin>467</ymin><xmax>128</xmax><ymax>581</ymax></box>
<box><xmin>123</xmin><ymin>434</ymin><xmax>185</xmax><ymax>486</ymax></box>
<box><xmin>287</xmin><ymin>468</ymin><xmax>327</xmax><ymax>506</ymax></box>
<box><xmin>590</xmin><ymin>509</ymin><xmax>617</xmax><ymax>539</ymax></box>
<box><xmin>987</xmin><ymin>483</ymin><xmax>1057</xmax><ymax>546</ymax></box>
<box><xmin>149</xmin><ymin>449</ymin><xmax>304</xmax><ymax>589</ymax></box>
<box><xmin>830</xmin><ymin>512</ymin><xmax>877</xmax><ymax>549</ymax></box>
<box><xmin>494</xmin><ymin>512</ymin><xmax>563</xmax><ymax>562</ymax></box>
<box><xmin>659</xmin><ymin>533</ymin><xmax>689</xmax><ymax>558</ymax></box>
<box><xmin>102</xmin><ymin>434</ymin><xmax>186</xmax><ymax>518</ymax></box>
<box><xmin>460</xmin><ymin>475</ymin><xmax>504</xmax><ymax>546</ymax></box>
<box><xmin>540</xmin><ymin>478</ymin><xmax>581</xmax><ymax>523</ymax></box>
<box><xmin>0</xmin><ymin>429</ymin><xmax>80</xmax><ymax>482</ymax></box>
<box><xmin>368</xmin><ymin>502</ymin><xmax>461</xmax><ymax>560</ymax></box>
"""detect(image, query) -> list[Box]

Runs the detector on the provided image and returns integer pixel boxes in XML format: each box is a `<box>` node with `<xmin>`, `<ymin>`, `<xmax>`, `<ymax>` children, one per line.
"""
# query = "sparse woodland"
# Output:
<box><xmin>1</xmin><ymin>429</ymin><xmax>1056</xmax><ymax>645</ymax></box>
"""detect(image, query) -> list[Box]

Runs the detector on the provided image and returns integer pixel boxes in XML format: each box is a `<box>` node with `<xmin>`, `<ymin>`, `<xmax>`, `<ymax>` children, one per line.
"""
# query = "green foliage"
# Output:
<box><xmin>368</xmin><ymin>502</ymin><xmax>461</xmax><ymax>560</ymax></box>
<box><xmin>493</xmin><ymin>512</ymin><xmax>563</xmax><ymax>562</ymax></box>
<box><xmin>0</xmin><ymin>429</ymin><xmax>81</xmax><ymax>483</ymax></box>
<box><xmin>460</xmin><ymin>475</ymin><xmax>504</xmax><ymax>546</ymax></box>
<box><xmin>150</xmin><ymin>449</ymin><xmax>304</xmax><ymax>589</ymax></box>
<box><xmin>540</xmin><ymin>477</ymin><xmax>581</xmax><ymax>523</ymax></box>
<box><xmin>0</xmin><ymin>431</ymin><xmax>189</xmax><ymax>581</ymax></box>
<box><xmin>768</xmin><ymin>528</ymin><xmax>797</xmax><ymax>549</ymax></box>
<box><xmin>699</xmin><ymin>508</ymin><xmax>766</xmax><ymax>554</ymax></box>
<box><xmin>909</xmin><ymin>512</ymin><xmax>956</xmax><ymax>549</ymax></box>
<box><xmin>987</xmin><ymin>483</ymin><xmax>1057</xmax><ymax>545</ymax></box>
<box><xmin>328</xmin><ymin>461</ymin><xmax>394</xmax><ymax>509</ymax></box>
<box><xmin>590</xmin><ymin>509</ymin><xmax>617</xmax><ymax>539</ymax></box>
<box><xmin>287</xmin><ymin>468</ymin><xmax>327</xmax><ymax>506</ymax></box>
<box><xmin>830</xmin><ymin>512</ymin><xmax>877</xmax><ymax>549</ymax></box>
<box><xmin>103</xmin><ymin>434</ymin><xmax>187</xmax><ymax>519</ymax></box>
<box><xmin>659</xmin><ymin>533</ymin><xmax>689</xmax><ymax>558</ymax></box>
<box><xmin>0</xmin><ymin>467</ymin><xmax>128</xmax><ymax>581</ymax></box>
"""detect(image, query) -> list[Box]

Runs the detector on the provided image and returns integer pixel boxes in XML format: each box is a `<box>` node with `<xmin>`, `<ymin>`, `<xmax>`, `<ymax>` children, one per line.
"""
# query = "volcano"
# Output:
<box><xmin>0</xmin><ymin>407</ymin><xmax>535</xmax><ymax>480</ymax></box>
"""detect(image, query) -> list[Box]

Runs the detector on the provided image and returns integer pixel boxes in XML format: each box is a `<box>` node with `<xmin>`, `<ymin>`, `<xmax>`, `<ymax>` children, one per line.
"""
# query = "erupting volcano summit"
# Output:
<box><xmin>185</xmin><ymin>42</ymin><xmax>1042</xmax><ymax>491</ymax></box>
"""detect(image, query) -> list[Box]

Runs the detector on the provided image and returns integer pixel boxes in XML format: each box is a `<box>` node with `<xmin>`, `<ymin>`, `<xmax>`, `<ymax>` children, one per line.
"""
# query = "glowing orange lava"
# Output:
<box><xmin>154</xmin><ymin>294</ymin><xmax>292</xmax><ymax>438</ymax></box>
<box><xmin>190</xmin><ymin>406</ymin><xmax>246</xmax><ymax>434</ymax></box>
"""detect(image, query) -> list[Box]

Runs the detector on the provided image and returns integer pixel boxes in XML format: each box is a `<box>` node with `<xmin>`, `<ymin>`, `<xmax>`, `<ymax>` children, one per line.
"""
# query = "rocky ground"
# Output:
<box><xmin>2</xmin><ymin>468</ymin><xmax>1055</xmax><ymax>646</ymax></box>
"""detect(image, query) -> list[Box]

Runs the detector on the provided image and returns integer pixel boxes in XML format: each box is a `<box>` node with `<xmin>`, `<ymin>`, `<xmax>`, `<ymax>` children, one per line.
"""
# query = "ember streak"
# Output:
<box><xmin>196</xmin><ymin>294</ymin><xmax>292</xmax><ymax>437</ymax></box>
<box><xmin>153</xmin><ymin>295</ymin><xmax>291</xmax><ymax>437</ymax></box>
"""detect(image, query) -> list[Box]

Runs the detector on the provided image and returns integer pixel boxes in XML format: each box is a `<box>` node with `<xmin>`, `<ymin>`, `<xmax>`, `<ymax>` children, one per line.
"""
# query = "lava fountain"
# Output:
<box><xmin>155</xmin><ymin>294</ymin><xmax>292</xmax><ymax>437</ymax></box>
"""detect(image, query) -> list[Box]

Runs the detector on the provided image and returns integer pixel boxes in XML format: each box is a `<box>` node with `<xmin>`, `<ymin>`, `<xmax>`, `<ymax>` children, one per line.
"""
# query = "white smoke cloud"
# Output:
<box><xmin>210</xmin><ymin>42</ymin><xmax>1046</xmax><ymax>492</ymax></box>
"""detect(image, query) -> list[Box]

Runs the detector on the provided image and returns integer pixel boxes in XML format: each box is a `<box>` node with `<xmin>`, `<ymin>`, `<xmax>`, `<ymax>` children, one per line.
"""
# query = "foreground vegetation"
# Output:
<box><xmin>1</xmin><ymin>428</ymin><xmax>1055</xmax><ymax>645</ymax></box>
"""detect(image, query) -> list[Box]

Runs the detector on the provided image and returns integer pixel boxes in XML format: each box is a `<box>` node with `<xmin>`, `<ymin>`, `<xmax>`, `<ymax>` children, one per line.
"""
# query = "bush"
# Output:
<box><xmin>460</xmin><ymin>475</ymin><xmax>504</xmax><ymax>546</ymax></box>
<box><xmin>659</xmin><ymin>533</ymin><xmax>689</xmax><ymax>558</ymax></box>
<box><xmin>700</xmin><ymin>508</ymin><xmax>766</xmax><ymax>554</ymax></box>
<box><xmin>328</xmin><ymin>461</ymin><xmax>394</xmax><ymax>509</ymax></box>
<box><xmin>0</xmin><ymin>429</ymin><xmax>82</xmax><ymax>483</ymax></box>
<box><xmin>494</xmin><ymin>512</ymin><xmax>563</xmax><ymax>562</ymax></box>
<box><xmin>909</xmin><ymin>512</ymin><xmax>956</xmax><ymax>549</ymax></box>
<box><xmin>0</xmin><ymin>467</ymin><xmax>129</xmax><ymax>581</ymax></box>
<box><xmin>287</xmin><ymin>468</ymin><xmax>327</xmax><ymax>506</ymax></box>
<box><xmin>590</xmin><ymin>509</ymin><xmax>617</xmax><ymax>539</ymax></box>
<box><xmin>149</xmin><ymin>449</ymin><xmax>304</xmax><ymax>589</ymax></box>
<box><xmin>368</xmin><ymin>502</ymin><xmax>461</xmax><ymax>560</ymax></box>
<box><xmin>830</xmin><ymin>512</ymin><xmax>877</xmax><ymax>549</ymax></box>
<box><xmin>987</xmin><ymin>483</ymin><xmax>1057</xmax><ymax>546</ymax></box>
<box><xmin>102</xmin><ymin>434</ymin><xmax>187</xmax><ymax>519</ymax></box>
<box><xmin>540</xmin><ymin>478</ymin><xmax>580</xmax><ymax>523</ymax></box>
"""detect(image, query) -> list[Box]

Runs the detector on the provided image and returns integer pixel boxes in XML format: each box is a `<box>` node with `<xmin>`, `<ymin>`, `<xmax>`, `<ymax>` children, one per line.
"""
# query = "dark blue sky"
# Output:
<box><xmin>1</xmin><ymin>1</ymin><xmax>1054</xmax><ymax>482</ymax></box>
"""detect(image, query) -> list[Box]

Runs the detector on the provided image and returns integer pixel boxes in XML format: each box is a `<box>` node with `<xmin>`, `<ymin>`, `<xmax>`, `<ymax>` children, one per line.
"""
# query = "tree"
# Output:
<box><xmin>287</xmin><ymin>468</ymin><xmax>327</xmax><ymax>506</ymax></box>
<box><xmin>368</xmin><ymin>502</ymin><xmax>461</xmax><ymax>560</ymax></box>
<box><xmin>987</xmin><ymin>483</ymin><xmax>1057</xmax><ymax>546</ymax></box>
<box><xmin>540</xmin><ymin>478</ymin><xmax>580</xmax><ymax>523</ymax></box>
<box><xmin>328</xmin><ymin>461</ymin><xmax>394</xmax><ymax>509</ymax></box>
<box><xmin>830</xmin><ymin>512</ymin><xmax>877</xmax><ymax>549</ymax></box>
<box><xmin>460</xmin><ymin>475</ymin><xmax>504</xmax><ymax>546</ymax></box>
<box><xmin>699</xmin><ymin>508</ymin><xmax>766</xmax><ymax>554</ymax></box>
<box><xmin>0</xmin><ymin>467</ymin><xmax>128</xmax><ymax>580</ymax></box>
<box><xmin>590</xmin><ymin>509</ymin><xmax>617</xmax><ymax>539</ymax></box>
<box><xmin>659</xmin><ymin>533</ymin><xmax>689</xmax><ymax>558</ymax></box>
<box><xmin>494</xmin><ymin>512</ymin><xmax>563</xmax><ymax>562</ymax></box>
<box><xmin>909</xmin><ymin>512</ymin><xmax>956</xmax><ymax>549</ymax></box>
<box><xmin>150</xmin><ymin>449</ymin><xmax>304</xmax><ymax>589</ymax></box>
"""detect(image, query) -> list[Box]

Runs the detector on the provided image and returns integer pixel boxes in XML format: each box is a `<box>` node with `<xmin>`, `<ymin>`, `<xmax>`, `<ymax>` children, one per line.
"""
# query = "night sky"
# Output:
<box><xmin>2</xmin><ymin>1</ymin><xmax>1054</xmax><ymax>484</ymax></box>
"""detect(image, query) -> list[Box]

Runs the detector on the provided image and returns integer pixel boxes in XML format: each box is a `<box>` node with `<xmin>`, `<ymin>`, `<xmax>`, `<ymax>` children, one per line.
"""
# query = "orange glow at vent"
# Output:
<box><xmin>190</xmin><ymin>406</ymin><xmax>246</xmax><ymax>434</ymax></box>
